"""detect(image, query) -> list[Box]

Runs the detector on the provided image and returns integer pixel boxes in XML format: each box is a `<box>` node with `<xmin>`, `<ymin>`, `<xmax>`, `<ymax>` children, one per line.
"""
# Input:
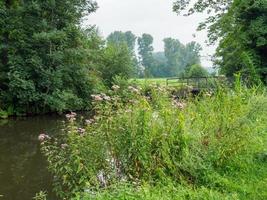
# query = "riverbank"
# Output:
<box><xmin>39</xmin><ymin>84</ymin><xmax>267</xmax><ymax>199</ymax></box>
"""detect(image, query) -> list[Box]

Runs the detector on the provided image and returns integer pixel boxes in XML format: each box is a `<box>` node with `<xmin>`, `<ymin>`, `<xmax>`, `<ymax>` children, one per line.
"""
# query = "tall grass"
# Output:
<box><xmin>40</xmin><ymin>84</ymin><xmax>267</xmax><ymax>199</ymax></box>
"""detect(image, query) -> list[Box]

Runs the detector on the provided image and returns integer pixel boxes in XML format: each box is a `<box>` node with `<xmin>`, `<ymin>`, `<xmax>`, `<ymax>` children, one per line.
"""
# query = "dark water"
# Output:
<box><xmin>0</xmin><ymin>115</ymin><xmax>64</xmax><ymax>200</ymax></box>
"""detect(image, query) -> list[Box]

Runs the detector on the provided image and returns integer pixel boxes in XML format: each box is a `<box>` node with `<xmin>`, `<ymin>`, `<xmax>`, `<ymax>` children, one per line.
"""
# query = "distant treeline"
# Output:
<box><xmin>106</xmin><ymin>31</ymin><xmax>210</xmax><ymax>78</ymax></box>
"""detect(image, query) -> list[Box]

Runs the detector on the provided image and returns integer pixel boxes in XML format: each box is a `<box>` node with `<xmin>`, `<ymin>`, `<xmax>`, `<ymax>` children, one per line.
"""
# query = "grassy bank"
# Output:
<box><xmin>40</xmin><ymin>83</ymin><xmax>267</xmax><ymax>200</ymax></box>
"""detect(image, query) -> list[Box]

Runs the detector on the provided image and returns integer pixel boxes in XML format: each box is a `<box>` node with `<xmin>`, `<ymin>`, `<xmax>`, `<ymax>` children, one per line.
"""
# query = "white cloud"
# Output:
<box><xmin>84</xmin><ymin>0</ymin><xmax>217</xmax><ymax>67</ymax></box>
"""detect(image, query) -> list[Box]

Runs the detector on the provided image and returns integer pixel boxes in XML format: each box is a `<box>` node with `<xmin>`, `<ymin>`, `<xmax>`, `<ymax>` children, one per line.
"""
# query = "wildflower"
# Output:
<box><xmin>85</xmin><ymin>119</ymin><xmax>94</xmax><ymax>125</ymax></box>
<box><xmin>112</xmin><ymin>85</ymin><xmax>120</xmax><ymax>91</ymax></box>
<box><xmin>70</xmin><ymin>112</ymin><xmax>77</xmax><ymax>117</ymax></box>
<box><xmin>77</xmin><ymin>128</ymin><xmax>86</xmax><ymax>134</ymax></box>
<box><xmin>205</xmin><ymin>91</ymin><xmax>213</xmax><ymax>97</ymax></box>
<box><xmin>102</xmin><ymin>94</ymin><xmax>111</xmax><ymax>101</ymax></box>
<box><xmin>128</xmin><ymin>86</ymin><xmax>139</xmax><ymax>93</ymax></box>
<box><xmin>112</xmin><ymin>96</ymin><xmax>120</xmax><ymax>102</ymax></box>
<box><xmin>38</xmin><ymin>133</ymin><xmax>50</xmax><ymax>143</ymax></box>
<box><xmin>78</xmin><ymin>128</ymin><xmax>85</xmax><ymax>133</ymax></box>
<box><xmin>91</xmin><ymin>94</ymin><xmax>103</xmax><ymax>101</ymax></box>
<box><xmin>125</xmin><ymin>109</ymin><xmax>132</xmax><ymax>113</ymax></box>
<box><xmin>61</xmin><ymin>144</ymin><xmax>68</xmax><ymax>149</ymax></box>
<box><xmin>66</xmin><ymin>112</ymin><xmax>77</xmax><ymax>121</ymax></box>
<box><xmin>173</xmin><ymin>100</ymin><xmax>187</xmax><ymax>110</ymax></box>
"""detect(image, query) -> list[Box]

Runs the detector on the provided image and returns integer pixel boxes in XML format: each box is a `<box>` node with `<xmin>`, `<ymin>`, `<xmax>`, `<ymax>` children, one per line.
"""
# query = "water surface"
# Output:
<box><xmin>0</xmin><ymin>115</ymin><xmax>64</xmax><ymax>200</ymax></box>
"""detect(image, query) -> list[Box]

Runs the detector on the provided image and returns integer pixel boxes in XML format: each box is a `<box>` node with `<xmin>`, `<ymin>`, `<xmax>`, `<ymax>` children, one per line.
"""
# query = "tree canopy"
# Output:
<box><xmin>0</xmin><ymin>0</ymin><xmax>136</xmax><ymax>116</ymax></box>
<box><xmin>173</xmin><ymin>0</ymin><xmax>267</xmax><ymax>84</ymax></box>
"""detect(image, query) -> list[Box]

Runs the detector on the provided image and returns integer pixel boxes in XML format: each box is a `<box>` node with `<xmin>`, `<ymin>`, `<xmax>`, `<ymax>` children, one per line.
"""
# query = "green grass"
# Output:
<box><xmin>41</xmin><ymin>84</ymin><xmax>267</xmax><ymax>200</ymax></box>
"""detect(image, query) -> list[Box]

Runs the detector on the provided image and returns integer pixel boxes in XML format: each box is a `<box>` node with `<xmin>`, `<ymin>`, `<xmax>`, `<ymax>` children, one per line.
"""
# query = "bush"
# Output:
<box><xmin>40</xmin><ymin>85</ymin><xmax>267</xmax><ymax>199</ymax></box>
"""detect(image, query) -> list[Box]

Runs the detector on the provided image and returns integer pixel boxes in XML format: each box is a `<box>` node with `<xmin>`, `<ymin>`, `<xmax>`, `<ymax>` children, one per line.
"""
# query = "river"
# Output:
<box><xmin>0</xmin><ymin>115</ymin><xmax>65</xmax><ymax>200</ymax></box>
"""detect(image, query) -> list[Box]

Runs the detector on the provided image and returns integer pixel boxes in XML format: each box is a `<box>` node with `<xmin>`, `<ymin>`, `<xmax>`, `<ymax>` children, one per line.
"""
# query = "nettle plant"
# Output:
<box><xmin>40</xmin><ymin>84</ymin><xmax>267</xmax><ymax>199</ymax></box>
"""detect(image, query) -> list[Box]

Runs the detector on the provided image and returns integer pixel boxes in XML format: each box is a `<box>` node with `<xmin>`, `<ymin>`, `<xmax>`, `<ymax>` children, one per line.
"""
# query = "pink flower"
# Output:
<box><xmin>112</xmin><ymin>85</ymin><xmax>120</xmax><ymax>91</ymax></box>
<box><xmin>66</xmin><ymin>112</ymin><xmax>77</xmax><ymax>121</ymax></box>
<box><xmin>91</xmin><ymin>94</ymin><xmax>103</xmax><ymax>101</ymax></box>
<box><xmin>103</xmin><ymin>95</ymin><xmax>111</xmax><ymax>101</ymax></box>
<box><xmin>38</xmin><ymin>133</ymin><xmax>50</xmax><ymax>143</ymax></box>
<box><xmin>128</xmin><ymin>86</ymin><xmax>139</xmax><ymax>93</ymax></box>
<box><xmin>173</xmin><ymin>101</ymin><xmax>187</xmax><ymax>109</ymax></box>
<box><xmin>61</xmin><ymin>144</ymin><xmax>68</xmax><ymax>149</ymax></box>
<box><xmin>77</xmin><ymin>128</ymin><xmax>86</xmax><ymax>135</ymax></box>
<box><xmin>85</xmin><ymin>119</ymin><xmax>94</xmax><ymax>125</ymax></box>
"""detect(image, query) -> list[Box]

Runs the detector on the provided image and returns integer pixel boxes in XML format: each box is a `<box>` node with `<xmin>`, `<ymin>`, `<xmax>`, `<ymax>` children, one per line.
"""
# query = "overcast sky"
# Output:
<box><xmin>85</xmin><ymin>0</ymin><xmax>217</xmax><ymax>67</ymax></box>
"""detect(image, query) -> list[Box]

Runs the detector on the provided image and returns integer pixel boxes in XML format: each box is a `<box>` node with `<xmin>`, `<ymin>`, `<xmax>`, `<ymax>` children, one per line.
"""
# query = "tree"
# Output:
<box><xmin>163</xmin><ymin>38</ymin><xmax>184</xmax><ymax>76</ymax></box>
<box><xmin>0</xmin><ymin>0</ymin><xmax>102</xmax><ymax>115</ymax></box>
<box><xmin>138</xmin><ymin>34</ymin><xmax>154</xmax><ymax>77</ymax></box>
<box><xmin>173</xmin><ymin>0</ymin><xmax>267</xmax><ymax>84</ymax></box>
<box><xmin>107</xmin><ymin>31</ymin><xmax>126</xmax><ymax>45</ymax></box>
<box><xmin>107</xmin><ymin>31</ymin><xmax>136</xmax><ymax>53</ymax></box>
<box><xmin>187</xmin><ymin>64</ymin><xmax>209</xmax><ymax>78</ymax></box>
<box><xmin>163</xmin><ymin>38</ymin><xmax>202</xmax><ymax>77</ymax></box>
<box><xmin>215</xmin><ymin>0</ymin><xmax>267</xmax><ymax>84</ymax></box>
<box><xmin>107</xmin><ymin>31</ymin><xmax>139</xmax><ymax>76</ymax></box>
<box><xmin>99</xmin><ymin>43</ymin><xmax>134</xmax><ymax>87</ymax></box>
<box><xmin>183</xmin><ymin>42</ymin><xmax>202</xmax><ymax>69</ymax></box>
<box><xmin>151</xmin><ymin>52</ymin><xmax>168</xmax><ymax>77</ymax></box>
<box><xmin>125</xmin><ymin>31</ymin><xmax>137</xmax><ymax>53</ymax></box>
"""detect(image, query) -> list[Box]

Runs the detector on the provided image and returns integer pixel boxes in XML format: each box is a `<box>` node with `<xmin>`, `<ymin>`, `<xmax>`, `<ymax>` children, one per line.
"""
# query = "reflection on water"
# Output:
<box><xmin>0</xmin><ymin>115</ymin><xmax>64</xmax><ymax>200</ymax></box>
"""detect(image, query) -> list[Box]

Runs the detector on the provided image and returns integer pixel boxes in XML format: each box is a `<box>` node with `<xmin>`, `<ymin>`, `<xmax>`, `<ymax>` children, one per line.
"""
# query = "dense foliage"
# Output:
<box><xmin>0</xmin><ymin>0</ymin><xmax>101</xmax><ymax>115</ymax></box>
<box><xmin>98</xmin><ymin>43</ymin><xmax>135</xmax><ymax>87</ymax></box>
<box><xmin>216</xmin><ymin>0</ymin><xmax>267</xmax><ymax>84</ymax></box>
<box><xmin>0</xmin><ymin>1</ymin><xmax>137</xmax><ymax>117</ymax></box>
<box><xmin>106</xmin><ymin>31</ymin><xmax>139</xmax><ymax>78</ymax></box>
<box><xmin>173</xmin><ymin>0</ymin><xmax>267</xmax><ymax>84</ymax></box>
<box><xmin>40</xmin><ymin>83</ymin><xmax>267</xmax><ymax>199</ymax></box>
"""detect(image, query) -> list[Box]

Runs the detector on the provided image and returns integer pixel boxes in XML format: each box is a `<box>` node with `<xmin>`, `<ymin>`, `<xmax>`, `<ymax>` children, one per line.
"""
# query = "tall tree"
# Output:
<box><xmin>183</xmin><ymin>42</ymin><xmax>202</xmax><ymax>71</ymax></box>
<box><xmin>107</xmin><ymin>31</ymin><xmax>136</xmax><ymax>53</ymax></box>
<box><xmin>0</xmin><ymin>0</ymin><xmax>101</xmax><ymax>114</ymax></box>
<box><xmin>138</xmin><ymin>33</ymin><xmax>154</xmax><ymax>77</ymax></box>
<box><xmin>107</xmin><ymin>31</ymin><xmax>138</xmax><ymax>76</ymax></box>
<box><xmin>163</xmin><ymin>38</ymin><xmax>184</xmax><ymax>76</ymax></box>
<box><xmin>99</xmin><ymin>43</ymin><xmax>134</xmax><ymax>87</ymax></box>
<box><xmin>151</xmin><ymin>52</ymin><xmax>168</xmax><ymax>77</ymax></box>
<box><xmin>163</xmin><ymin>38</ymin><xmax>202</xmax><ymax>76</ymax></box>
